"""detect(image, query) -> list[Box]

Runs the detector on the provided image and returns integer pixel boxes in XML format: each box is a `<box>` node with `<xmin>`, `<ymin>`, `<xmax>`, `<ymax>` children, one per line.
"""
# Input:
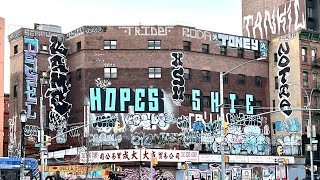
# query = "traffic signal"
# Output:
<box><xmin>44</xmin><ymin>135</ymin><xmax>52</xmax><ymax>146</ymax></box>
<box><xmin>181</xmin><ymin>163</ymin><xmax>187</xmax><ymax>170</ymax></box>
<box><xmin>151</xmin><ymin>157</ymin><xmax>158</xmax><ymax>166</ymax></box>
<box><xmin>284</xmin><ymin>158</ymin><xmax>289</xmax><ymax>164</ymax></box>
<box><xmin>224</xmin><ymin>155</ymin><xmax>229</xmax><ymax>163</ymax></box>
<box><xmin>223</xmin><ymin>121</ymin><xmax>229</xmax><ymax>135</ymax></box>
<box><xmin>277</xmin><ymin>145</ymin><xmax>283</xmax><ymax>156</ymax></box>
<box><xmin>114</xmin><ymin>121</ymin><xmax>120</xmax><ymax>133</ymax></box>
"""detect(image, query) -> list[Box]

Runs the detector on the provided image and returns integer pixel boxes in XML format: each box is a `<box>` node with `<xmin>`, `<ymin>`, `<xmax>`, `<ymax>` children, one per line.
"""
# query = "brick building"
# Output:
<box><xmin>8</xmin><ymin>24</ymin><xmax>306</xmax><ymax>179</ymax></box>
<box><xmin>3</xmin><ymin>93</ymin><xmax>9</xmax><ymax>157</ymax></box>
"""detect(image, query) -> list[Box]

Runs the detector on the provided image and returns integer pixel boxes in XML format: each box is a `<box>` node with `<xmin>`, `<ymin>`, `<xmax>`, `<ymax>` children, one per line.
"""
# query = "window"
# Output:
<box><xmin>256</xmin><ymin>101</ymin><xmax>262</xmax><ymax>107</ymax></box>
<box><xmin>238</xmin><ymin>49</ymin><xmax>244</xmax><ymax>58</ymax></box>
<box><xmin>77</xmin><ymin>41</ymin><xmax>81</xmax><ymax>52</ymax></box>
<box><xmin>223</xmin><ymin>73</ymin><xmax>228</xmax><ymax>84</ymax></box>
<box><xmin>202</xmin><ymin>44</ymin><xmax>209</xmax><ymax>54</ymax></box>
<box><xmin>76</xmin><ymin>69</ymin><xmax>82</xmax><ymax>80</ymax></box>
<box><xmin>272</xmin><ymin>100</ymin><xmax>276</xmax><ymax>111</ymax></box>
<box><xmin>224</xmin><ymin>98</ymin><xmax>229</xmax><ymax>105</ymax></box>
<box><xmin>303</xmin><ymin>71</ymin><xmax>309</xmax><ymax>87</ymax></box>
<box><xmin>220</xmin><ymin>46</ymin><xmax>227</xmax><ymax>56</ymax></box>
<box><xmin>254</xmin><ymin>51</ymin><xmax>261</xmax><ymax>59</ymax></box>
<box><xmin>239</xmin><ymin>99</ymin><xmax>245</xmax><ymax>106</ymax></box>
<box><xmin>13</xmin><ymin>85</ymin><xmax>17</xmax><ymax>98</ymax></box>
<box><xmin>302</xmin><ymin>47</ymin><xmax>307</xmax><ymax>62</ymax></box>
<box><xmin>149</xmin><ymin>67</ymin><xmax>161</xmax><ymax>79</ymax></box>
<box><xmin>255</xmin><ymin>76</ymin><xmax>262</xmax><ymax>87</ymax></box>
<box><xmin>104</xmin><ymin>40</ymin><xmax>117</xmax><ymax>49</ymax></box>
<box><xmin>42</xmin><ymin>45</ymin><xmax>48</xmax><ymax>51</ymax></box>
<box><xmin>312</xmin><ymin>49</ymin><xmax>317</xmax><ymax>62</ymax></box>
<box><xmin>274</xmin><ymin>53</ymin><xmax>278</xmax><ymax>63</ymax></box>
<box><xmin>203</xmin><ymin>96</ymin><xmax>210</xmax><ymax>107</ymax></box>
<box><xmin>14</xmin><ymin>45</ymin><xmax>18</xmax><ymax>54</ymax></box>
<box><xmin>304</xmin><ymin>96</ymin><xmax>308</xmax><ymax>107</ymax></box>
<box><xmin>148</xmin><ymin>40</ymin><xmax>161</xmax><ymax>50</ymax></box>
<box><xmin>104</xmin><ymin>67</ymin><xmax>117</xmax><ymax>79</ymax></box>
<box><xmin>183</xmin><ymin>41</ymin><xmax>191</xmax><ymax>51</ymax></box>
<box><xmin>314</xmin><ymin>96</ymin><xmax>319</xmax><ymax>108</ymax></box>
<box><xmin>202</xmin><ymin>70</ymin><xmax>210</xmax><ymax>81</ymax></box>
<box><xmin>275</xmin><ymin>76</ymin><xmax>279</xmax><ymax>89</ymax></box>
<box><xmin>184</xmin><ymin>68</ymin><xmax>191</xmax><ymax>80</ymax></box>
<box><xmin>183</xmin><ymin>94</ymin><xmax>191</xmax><ymax>106</ymax></box>
<box><xmin>238</xmin><ymin>74</ymin><xmax>245</xmax><ymax>85</ymax></box>
<box><xmin>307</xmin><ymin>7</ymin><xmax>313</xmax><ymax>18</ymax></box>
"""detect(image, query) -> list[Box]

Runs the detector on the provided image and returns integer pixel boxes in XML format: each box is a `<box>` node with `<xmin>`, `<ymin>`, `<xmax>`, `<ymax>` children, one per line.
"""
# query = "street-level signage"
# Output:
<box><xmin>79</xmin><ymin>149</ymin><xmax>199</xmax><ymax>163</ymax></box>
<box><xmin>198</xmin><ymin>154</ymin><xmax>294</xmax><ymax>164</ymax></box>
<box><xmin>79</xmin><ymin>149</ymin><xmax>141</xmax><ymax>163</ymax></box>
<box><xmin>141</xmin><ymin>149</ymin><xmax>199</xmax><ymax>162</ymax></box>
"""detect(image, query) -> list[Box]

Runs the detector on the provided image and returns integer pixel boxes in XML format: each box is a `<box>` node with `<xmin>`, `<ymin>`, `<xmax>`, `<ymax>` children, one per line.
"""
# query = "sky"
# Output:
<box><xmin>0</xmin><ymin>0</ymin><xmax>242</xmax><ymax>94</ymax></box>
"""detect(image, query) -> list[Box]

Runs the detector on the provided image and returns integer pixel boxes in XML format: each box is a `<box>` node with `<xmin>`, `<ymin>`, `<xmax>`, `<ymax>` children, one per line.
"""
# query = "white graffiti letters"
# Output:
<box><xmin>119</xmin><ymin>26</ymin><xmax>173</xmax><ymax>36</ymax></box>
<box><xmin>243</xmin><ymin>0</ymin><xmax>306</xmax><ymax>39</ymax></box>
<box><xmin>45</xmin><ymin>35</ymin><xmax>72</xmax><ymax>143</ymax></box>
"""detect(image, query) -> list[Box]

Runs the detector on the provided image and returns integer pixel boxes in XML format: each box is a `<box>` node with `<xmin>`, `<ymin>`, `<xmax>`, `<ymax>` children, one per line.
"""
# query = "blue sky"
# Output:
<box><xmin>1</xmin><ymin>0</ymin><xmax>242</xmax><ymax>93</ymax></box>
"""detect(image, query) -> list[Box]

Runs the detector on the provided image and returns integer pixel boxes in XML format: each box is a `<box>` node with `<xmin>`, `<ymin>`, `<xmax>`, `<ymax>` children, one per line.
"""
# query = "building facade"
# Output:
<box><xmin>3</xmin><ymin>93</ymin><xmax>9</xmax><ymax>157</ymax></box>
<box><xmin>242</xmin><ymin>0</ymin><xmax>320</xmax><ymax>40</ymax></box>
<box><xmin>8</xmin><ymin>24</ymin><xmax>307</xmax><ymax>179</ymax></box>
<box><xmin>0</xmin><ymin>17</ymin><xmax>5</xmax><ymax>157</ymax></box>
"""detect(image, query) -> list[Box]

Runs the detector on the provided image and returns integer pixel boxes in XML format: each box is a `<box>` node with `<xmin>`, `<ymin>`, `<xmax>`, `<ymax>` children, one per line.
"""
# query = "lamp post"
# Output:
<box><xmin>290</xmin><ymin>84</ymin><xmax>316</xmax><ymax>180</ymax></box>
<box><xmin>40</xmin><ymin>71</ymin><xmax>49</xmax><ymax>180</ymax></box>
<box><xmin>219</xmin><ymin>57</ymin><xmax>265</xmax><ymax>180</ymax></box>
<box><xmin>20</xmin><ymin>110</ymin><xmax>27</xmax><ymax>180</ymax></box>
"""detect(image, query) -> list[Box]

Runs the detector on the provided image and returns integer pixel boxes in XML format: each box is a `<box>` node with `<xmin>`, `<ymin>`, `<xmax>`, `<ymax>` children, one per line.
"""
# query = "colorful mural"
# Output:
<box><xmin>24</xmin><ymin>36</ymin><xmax>39</xmax><ymax>119</ymax></box>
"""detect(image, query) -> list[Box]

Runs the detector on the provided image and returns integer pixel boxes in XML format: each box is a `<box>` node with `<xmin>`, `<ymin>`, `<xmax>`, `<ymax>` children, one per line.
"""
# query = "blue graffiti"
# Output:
<box><xmin>275</xmin><ymin>117</ymin><xmax>301</xmax><ymax>133</ymax></box>
<box><xmin>192</xmin><ymin>121</ymin><xmax>205</xmax><ymax>131</ymax></box>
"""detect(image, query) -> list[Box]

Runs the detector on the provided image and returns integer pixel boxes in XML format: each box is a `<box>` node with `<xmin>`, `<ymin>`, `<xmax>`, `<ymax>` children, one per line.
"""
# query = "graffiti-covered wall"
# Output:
<box><xmin>269</xmin><ymin>32</ymin><xmax>302</xmax><ymax>155</ymax></box>
<box><xmin>45</xmin><ymin>35</ymin><xmax>72</xmax><ymax>144</ymax></box>
<box><xmin>242</xmin><ymin>0</ymin><xmax>306</xmax><ymax>40</ymax></box>
<box><xmin>23</xmin><ymin>37</ymin><xmax>39</xmax><ymax>119</ymax></box>
<box><xmin>86</xmin><ymin>51</ymin><xmax>271</xmax><ymax>155</ymax></box>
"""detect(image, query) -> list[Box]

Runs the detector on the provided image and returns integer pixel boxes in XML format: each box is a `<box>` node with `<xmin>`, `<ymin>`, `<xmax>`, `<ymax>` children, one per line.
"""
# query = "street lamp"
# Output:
<box><xmin>40</xmin><ymin>70</ymin><xmax>49</xmax><ymax>180</ymax></box>
<box><xmin>219</xmin><ymin>57</ymin><xmax>266</xmax><ymax>180</ymax></box>
<box><xmin>20</xmin><ymin>110</ymin><xmax>27</xmax><ymax>180</ymax></box>
<box><xmin>289</xmin><ymin>83</ymin><xmax>317</xmax><ymax>180</ymax></box>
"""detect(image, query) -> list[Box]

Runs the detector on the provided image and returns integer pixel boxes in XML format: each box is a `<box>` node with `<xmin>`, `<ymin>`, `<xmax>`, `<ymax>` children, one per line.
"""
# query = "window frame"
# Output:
<box><xmin>104</xmin><ymin>67</ymin><xmax>118</xmax><ymax>79</ymax></box>
<box><xmin>76</xmin><ymin>69</ymin><xmax>82</xmax><ymax>80</ymax></box>
<box><xmin>237</xmin><ymin>74</ymin><xmax>246</xmax><ymax>85</ymax></box>
<box><xmin>76</xmin><ymin>41</ymin><xmax>81</xmax><ymax>52</ymax></box>
<box><xmin>223</xmin><ymin>73</ymin><xmax>228</xmax><ymax>84</ymax></box>
<box><xmin>149</xmin><ymin>67</ymin><xmax>162</xmax><ymax>79</ymax></box>
<box><xmin>183</xmin><ymin>94</ymin><xmax>191</xmax><ymax>106</ymax></box>
<box><xmin>302</xmin><ymin>47</ymin><xmax>308</xmax><ymax>62</ymax></box>
<box><xmin>184</xmin><ymin>68</ymin><xmax>191</xmax><ymax>80</ymax></box>
<box><xmin>238</xmin><ymin>49</ymin><xmax>244</xmax><ymax>58</ymax></box>
<box><xmin>202</xmin><ymin>44</ymin><xmax>209</xmax><ymax>54</ymax></box>
<box><xmin>14</xmin><ymin>45</ymin><xmax>18</xmax><ymax>54</ymax></box>
<box><xmin>220</xmin><ymin>46</ymin><xmax>227</xmax><ymax>56</ymax></box>
<box><xmin>255</xmin><ymin>76</ymin><xmax>262</xmax><ymax>87</ymax></box>
<box><xmin>312</xmin><ymin>49</ymin><xmax>317</xmax><ymax>62</ymax></box>
<box><xmin>275</xmin><ymin>76</ymin><xmax>279</xmax><ymax>89</ymax></box>
<box><xmin>104</xmin><ymin>40</ymin><xmax>117</xmax><ymax>50</ymax></box>
<box><xmin>148</xmin><ymin>40</ymin><xmax>161</xmax><ymax>50</ymax></box>
<box><xmin>13</xmin><ymin>85</ymin><xmax>18</xmax><ymax>98</ymax></box>
<box><xmin>303</xmin><ymin>71</ymin><xmax>309</xmax><ymax>87</ymax></box>
<box><xmin>202</xmin><ymin>70</ymin><xmax>210</xmax><ymax>81</ymax></box>
<box><xmin>183</xmin><ymin>41</ymin><xmax>191</xmax><ymax>51</ymax></box>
